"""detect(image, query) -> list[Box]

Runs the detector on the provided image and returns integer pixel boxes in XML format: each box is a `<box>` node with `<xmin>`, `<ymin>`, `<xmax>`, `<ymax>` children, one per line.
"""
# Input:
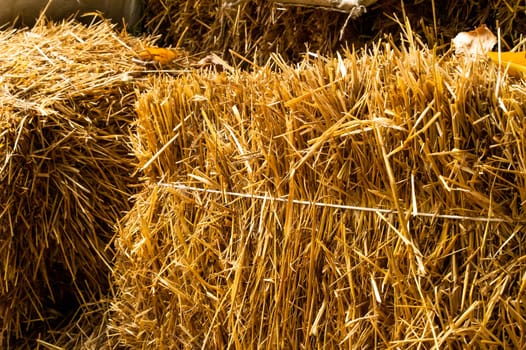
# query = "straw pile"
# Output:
<box><xmin>0</xmin><ymin>20</ymin><xmax>147</xmax><ymax>347</ymax></box>
<box><xmin>2</xmin><ymin>3</ymin><xmax>525</xmax><ymax>349</ymax></box>
<box><xmin>143</xmin><ymin>0</ymin><xmax>526</xmax><ymax>64</ymax></box>
<box><xmin>110</xmin><ymin>27</ymin><xmax>526</xmax><ymax>348</ymax></box>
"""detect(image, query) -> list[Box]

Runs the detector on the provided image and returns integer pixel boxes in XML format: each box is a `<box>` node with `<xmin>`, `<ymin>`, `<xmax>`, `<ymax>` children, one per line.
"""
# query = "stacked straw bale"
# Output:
<box><xmin>0</xmin><ymin>20</ymin><xmax>147</xmax><ymax>347</ymax></box>
<box><xmin>1</xmin><ymin>3</ymin><xmax>525</xmax><ymax>349</ymax></box>
<box><xmin>143</xmin><ymin>0</ymin><xmax>526</xmax><ymax>64</ymax></box>
<box><xmin>111</xmin><ymin>34</ymin><xmax>526</xmax><ymax>348</ymax></box>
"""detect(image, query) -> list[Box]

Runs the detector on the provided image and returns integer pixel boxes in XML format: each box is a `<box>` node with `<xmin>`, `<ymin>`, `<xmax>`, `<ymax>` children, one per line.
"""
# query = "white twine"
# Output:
<box><xmin>158</xmin><ymin>182</ymin><xmax>521</xmax><ymax>223</ymax></box>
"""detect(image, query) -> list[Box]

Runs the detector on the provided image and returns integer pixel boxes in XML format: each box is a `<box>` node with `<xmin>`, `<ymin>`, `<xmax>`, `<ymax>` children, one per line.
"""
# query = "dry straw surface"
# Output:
<box><xmin>143</xmin><ymin>0</ymin><xmax>526</xmax><ymax>64</ymax></box>
<box><xmin>0</xmin><ymin>19</ymin><xmax>148</xmax><ymax>348</ymax></box>
<box><xmin>111</xmin><ymin>34</ymin><xmax>526</xmax><ymax>348</ymax></box>
<box><xmin>1</xmin><ymin>2</ymin><xmax>526</xmax><ymax>349</ymax></box>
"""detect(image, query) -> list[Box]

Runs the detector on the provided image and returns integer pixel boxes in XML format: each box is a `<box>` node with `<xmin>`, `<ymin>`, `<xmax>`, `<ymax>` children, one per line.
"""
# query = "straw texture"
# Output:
<box><xmin>143</xmin><ymin>0</ymin><xmax>526</xmax><ymax>64</ymax></box>
<box><xmin>0</xmin><ymin>19</ymin><xmax>146</xmax><ymax>348</ymax></box>
<box><xmin>1</xmin><ymin>2</ymin><xmax>526</xmax><ymax>349</ymax></box>
<box><xmin>110</xmin><ymin>32</ymin><xmax>526</xmax><ymax>348</ymax></box>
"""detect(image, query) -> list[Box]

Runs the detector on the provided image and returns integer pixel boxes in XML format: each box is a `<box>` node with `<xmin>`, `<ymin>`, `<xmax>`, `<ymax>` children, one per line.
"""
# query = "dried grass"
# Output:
<box><xmin>0</xmin><ymin>19</ymin><xmax>148</xmax><ymax>348</ymax></box>
<box><xmin>110</xmin><ymin>24</ymin><xmax>526</xmax><ymax>349</ymax></box>
<box><xmin>142</xmin><ymin>0</ymin><xmax>526</xmax><ymax>64</ymax></box>
<box><xmin>2</xmin><ymin>3</ymin><xmax>526</xmax><ymax>349</ymax></box>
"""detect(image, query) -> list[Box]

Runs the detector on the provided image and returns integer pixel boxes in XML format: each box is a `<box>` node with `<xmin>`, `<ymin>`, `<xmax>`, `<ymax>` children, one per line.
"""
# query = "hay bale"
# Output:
<box><xmin>143</xmin><ymin>0</ymin><xmax>526</xmax><ymax>64</ymax></box>
<box><xmin>0</xmin><ymin>19</ymin><xmax>148</xmax><ymax>347</ymax></box>
<box><xmin>110</xmin><ymin>33</ymin><xmax>526</xmax><ymax>348</ymax></box>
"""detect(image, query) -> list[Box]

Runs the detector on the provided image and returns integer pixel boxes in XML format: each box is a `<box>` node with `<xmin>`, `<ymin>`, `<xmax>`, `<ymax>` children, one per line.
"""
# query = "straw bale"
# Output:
<box><xmin>111</xmin><ymin>33</ymin><xmax>526</xmax><ymax>348</ymax></box>
<box><xmin>0</xmin><ymin>19</ymin><xmax>148</xmax><ymax>347</ymax></box>
<box><xmin>143</xmin><ymin>0</ymin><xmax>526</xmax><ymax>64</ymax></box>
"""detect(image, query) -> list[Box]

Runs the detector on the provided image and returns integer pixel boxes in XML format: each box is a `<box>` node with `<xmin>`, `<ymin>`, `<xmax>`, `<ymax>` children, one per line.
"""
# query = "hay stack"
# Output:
<box><xmin>0</xmin><ymin>20</ymin><xmax>147</xmax><ymax>347</ymax></box>
<box><xmin>110</xmin><ymin>33</ymin><xmax>526</xmax><ymax>348</ymax></box>
<box><xmin>143</xmin><ymin>0</ymin><xmax>526</xmax><ymax>64</ymax></box>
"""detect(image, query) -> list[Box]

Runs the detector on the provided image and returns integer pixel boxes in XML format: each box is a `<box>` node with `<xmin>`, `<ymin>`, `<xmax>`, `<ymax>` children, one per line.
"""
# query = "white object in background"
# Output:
<box><xmin>452</xmin><ymin>24</ymin><xmax>497</xmax><ymax>56</ymax></box>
